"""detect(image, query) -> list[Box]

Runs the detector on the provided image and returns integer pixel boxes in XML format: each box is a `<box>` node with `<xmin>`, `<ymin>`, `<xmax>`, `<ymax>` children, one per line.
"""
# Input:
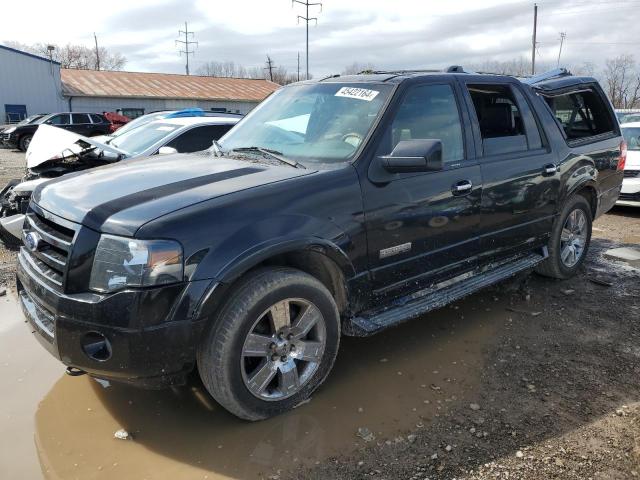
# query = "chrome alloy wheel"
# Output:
<box><xmin>560</xmin><ymin>208</ymin><xmax>588</xmax><ymax>268</ymax></box>
<box><xmin>241</xmin><ymin>298</ymin><xmax>327</xmax><ymax>401</ymax></box>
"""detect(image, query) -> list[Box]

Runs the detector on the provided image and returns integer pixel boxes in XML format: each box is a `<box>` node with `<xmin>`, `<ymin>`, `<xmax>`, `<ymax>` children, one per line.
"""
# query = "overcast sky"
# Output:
<box><xmin>2</xmin><ymin>0</ymin><xmax>640</xmax><ymax>76</ymax></box>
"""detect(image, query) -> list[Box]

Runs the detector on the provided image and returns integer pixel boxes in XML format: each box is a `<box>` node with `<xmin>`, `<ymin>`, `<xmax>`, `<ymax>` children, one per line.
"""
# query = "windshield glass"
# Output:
<box><xmin>219</xmin><ymin>83</ymin><xmax>393</xmax><ymax>165</ymax></box>
<box><xmin>15</xmin><ymin>114</ymin><xmax>44</xmax><ymax>126</ymax></box>
<box><xmin>110</xmin><ymin>112</ymin><xmax>171</xmax><ymax>138</ymax></box>
<box><xmin>623</xmin><ymin>127</ymin><xmax>640</xmax><ymax>151</ymax></box>
<box><xmin>110</xmin><ymin>122</ymin><xmax>181</xmax><ymax>155</ymax></box>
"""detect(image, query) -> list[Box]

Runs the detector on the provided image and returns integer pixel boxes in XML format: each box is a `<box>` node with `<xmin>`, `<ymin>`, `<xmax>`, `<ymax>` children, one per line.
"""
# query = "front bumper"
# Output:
<box><xmin>2</xmin><ymin>133</ymin><xmax>18</xmax><ymax>149</ymax></box>
<box><xmin>617</xmin><ymin>176</ymin><xmax>640</xmax><ymax>207</ymax></box>
<box><xmin>16</xmin><ymin>249</ymin><xmax>214</xmax><ymax>388</ymax></box>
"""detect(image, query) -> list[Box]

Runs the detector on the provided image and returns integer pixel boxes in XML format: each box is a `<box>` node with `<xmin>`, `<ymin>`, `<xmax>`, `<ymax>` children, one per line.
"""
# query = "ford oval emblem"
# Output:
<box><xmin>24</xmin><ymin>232</ymin><xmax>41</xmax><ymax>252</ymax></box>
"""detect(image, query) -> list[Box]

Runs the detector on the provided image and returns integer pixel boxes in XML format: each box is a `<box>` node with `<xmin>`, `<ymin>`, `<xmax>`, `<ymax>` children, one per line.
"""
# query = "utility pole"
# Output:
<box><xmin>293</xmin><ymin>0</ymin><xmax>322</xmax><ymax>80</ymax></box>
<box><xmin>93</xmin><ymin>33</ymin><xmax>100</xmax><ymax>71</ymax></box>
<box><xmin>297</xmin><ymin>52</ymin><xmax>300</xmax><ymax>82</ymax></box>
<box><xmin>176</xmin><ymin>22</ymin><xmax>197</xmax><ymax>75</ymax></box>
<box><xmin>557</xmin><ymin>32</ymin><xmax>566</xmax><ymax>67</ymax></box>
<box><xmin>264</xmin><ymin>55</ymin><xmax>275</xmax><ymax>82</ymax></box>
<box><xmin>531</xmin><ymin>3</ymin><xmax>538</xmax><ymax>75</ymax></box>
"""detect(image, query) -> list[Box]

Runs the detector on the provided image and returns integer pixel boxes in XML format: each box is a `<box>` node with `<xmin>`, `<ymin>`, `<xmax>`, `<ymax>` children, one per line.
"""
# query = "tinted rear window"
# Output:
<box><xmin>542</xmin><ymin>88</ymin><xmax>615</xmax><ymax>143</ymax></box>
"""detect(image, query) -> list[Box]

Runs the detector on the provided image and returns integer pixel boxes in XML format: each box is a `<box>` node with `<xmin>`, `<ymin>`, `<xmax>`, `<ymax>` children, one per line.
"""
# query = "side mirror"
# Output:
<box><xmin>379</xmin><ymin>139</ymin><xmax>443</xmax><ymax>173</ymax></box>
<box><xmin>158</xmin><ymin>146</ymin><xmax>178</xmax><ymax>155</ymax></box>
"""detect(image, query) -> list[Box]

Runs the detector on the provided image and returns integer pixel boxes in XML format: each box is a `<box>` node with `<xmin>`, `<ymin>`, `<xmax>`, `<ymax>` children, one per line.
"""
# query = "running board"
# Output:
<box><xmin>347</xmin><ymin>249</ymin><xmax>547</xmax><ymax>336</ymax></box>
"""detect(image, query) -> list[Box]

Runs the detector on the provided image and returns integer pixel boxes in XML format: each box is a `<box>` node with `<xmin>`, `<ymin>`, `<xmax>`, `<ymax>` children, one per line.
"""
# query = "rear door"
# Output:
<box><xmin>360</xmin><ymin>79</ymin><xmax>482</xmax><ymax>300</ymax></box>
<box><xmin>458</xmin><ymin>79</ymin><xmax>560</xmax><ymax>263</ymax></box>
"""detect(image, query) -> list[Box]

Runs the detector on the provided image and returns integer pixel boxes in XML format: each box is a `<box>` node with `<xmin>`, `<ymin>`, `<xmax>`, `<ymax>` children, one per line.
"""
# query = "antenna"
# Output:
<box><xmin>175</xmin><ymin>22</ymin><xmax>198</xmax><ymax>75</ymax></box>
<box><xmin>293</xmin><ymin>0</ymin><xmax>322</xmax><ymax>80</ymax></box>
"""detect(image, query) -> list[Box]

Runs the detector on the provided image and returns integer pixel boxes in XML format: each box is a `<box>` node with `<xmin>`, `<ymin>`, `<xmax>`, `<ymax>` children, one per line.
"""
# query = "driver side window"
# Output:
<box><xmin>378</xmin><ymin>84</ymin><xmax>464</xmax><ymax>163</ymax></box>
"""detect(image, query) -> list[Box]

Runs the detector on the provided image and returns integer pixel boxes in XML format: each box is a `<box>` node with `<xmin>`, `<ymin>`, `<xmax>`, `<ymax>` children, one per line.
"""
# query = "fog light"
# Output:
<box><xmin>81</xmin><ymin>332</ymin><xmax>112</xmax><ymax>362</ymax></box>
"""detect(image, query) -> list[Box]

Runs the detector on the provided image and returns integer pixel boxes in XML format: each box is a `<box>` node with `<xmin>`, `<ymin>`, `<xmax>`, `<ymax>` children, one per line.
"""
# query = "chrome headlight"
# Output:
<box><xmin>89</xmin><ymin>234</ymin><xmax>184</xmax><ymax>293</ymax></box>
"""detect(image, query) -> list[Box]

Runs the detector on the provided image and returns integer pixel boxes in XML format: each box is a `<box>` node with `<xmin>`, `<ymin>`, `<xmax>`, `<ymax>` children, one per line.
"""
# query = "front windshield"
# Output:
<box><xmin>16</xmin><ymin>115</ymin><xmax>43</xmax><ymax>126</ymax></box>
<box><xmin>623</xmin><ymin>127</ymin><xmax>640</xmax><ymax>151</ymax></box>
<box><xmin>219</xmin><ymin>82</ymin><xmax>393</xmax><ymax>165</ymax></box>
<box><xmin>110</xmin><ymin>112</ymin><xmax>170</xmax><ymax>138</ymax></box>
<box><xmin>110</xmin><ymin>122</ymin><xmax>181</xmax><ymax>155</ymax></box>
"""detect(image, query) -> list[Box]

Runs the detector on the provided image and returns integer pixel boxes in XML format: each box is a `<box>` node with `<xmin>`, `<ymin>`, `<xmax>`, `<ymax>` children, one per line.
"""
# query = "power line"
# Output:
<box><xmin>175</xmin><ymin>21</ymin><xmax>197</xmax><ymax>75</ymax></box>
<box><xmin>293</xmin><ymin>0</ymin><xmax>322</xmax><ymax>80</ymax></box>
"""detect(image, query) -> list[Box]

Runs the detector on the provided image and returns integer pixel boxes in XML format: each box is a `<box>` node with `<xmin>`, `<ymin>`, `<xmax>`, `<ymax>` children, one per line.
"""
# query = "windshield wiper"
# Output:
<box><xmin>231</xmin><ymin>146</ymin><xmax>305</xmax><ymax>169</ymax></box>
<box><xmin>209</xmin><ymin>139</ymin><xmax>223</xmax><ymax>157</ymax></box>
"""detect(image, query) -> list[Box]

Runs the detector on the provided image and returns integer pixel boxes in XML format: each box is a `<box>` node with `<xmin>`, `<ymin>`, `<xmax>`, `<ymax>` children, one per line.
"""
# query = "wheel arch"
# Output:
<box><xmin>568</xmin><ymin>181</ymin><xmax>598</xmax><ymax>219</ymax></box>
<box><xmin>197</xmin><ymin>239</ymin><xmax>355</xmax><ymax>323</ymax></box>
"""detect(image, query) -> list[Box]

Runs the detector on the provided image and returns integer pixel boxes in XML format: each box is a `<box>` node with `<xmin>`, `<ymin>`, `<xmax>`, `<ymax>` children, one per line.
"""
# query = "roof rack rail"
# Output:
<box><xmin>521</xmin><ymin>67</ymin><xmax>571</xmax><ymax>85</ymax></box>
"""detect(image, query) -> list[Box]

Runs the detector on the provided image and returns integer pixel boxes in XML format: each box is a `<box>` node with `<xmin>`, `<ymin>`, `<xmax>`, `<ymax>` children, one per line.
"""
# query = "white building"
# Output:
<box><xmin>0</xmin><ymin>45</ymin><xmax>67</xmax><ymax>123</ymax></box>
<box><xmin>1</xmin><ymin>43</ymin><xmax>280</xmax><ymax>122</ymax></box>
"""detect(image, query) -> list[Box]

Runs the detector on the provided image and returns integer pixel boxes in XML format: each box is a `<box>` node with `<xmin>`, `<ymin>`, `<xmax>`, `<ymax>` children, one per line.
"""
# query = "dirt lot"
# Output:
<box><xmin>0</xmin><ymin>147</ymin><xmax>639</xmax><ymax>480</ymax></box>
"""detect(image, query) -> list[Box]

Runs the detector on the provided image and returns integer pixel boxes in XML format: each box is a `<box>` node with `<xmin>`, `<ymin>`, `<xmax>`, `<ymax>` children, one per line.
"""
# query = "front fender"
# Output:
<box><xmin>191</xmin><ymin>213</ymin><xmax>355</xmax><ymax>284</ymax></box>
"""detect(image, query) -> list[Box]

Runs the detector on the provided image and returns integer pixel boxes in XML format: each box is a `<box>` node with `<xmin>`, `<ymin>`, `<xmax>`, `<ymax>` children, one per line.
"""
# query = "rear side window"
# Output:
<box><xmin>72</xmin><ymin>113</ymin><xmax>91</xmax><ymax>124</ymax></box>
<box><xmin>467</xmin><ymin>84</ymin><xmax>542</xmax><ymax>156</ymax></box>
<box><xmin>166</xmin><ymin>124</ymin><xmax>233</xmax><ymax>153</ymax></box>
<box><xmin>542</xmin><ymin>88</ymin><xmax>615</xmax><ymax>142</ymax></box>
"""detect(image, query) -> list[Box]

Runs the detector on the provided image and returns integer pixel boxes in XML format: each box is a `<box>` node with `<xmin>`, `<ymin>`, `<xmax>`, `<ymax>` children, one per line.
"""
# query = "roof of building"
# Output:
<box><xmin>0</xmin><ymin>44</ymin><xmax>61</xmax><ymax>65</ymax></box>
<box><xmin>61</xmin><ymin>69</ymin><xmax>280</xmax><ymax>103</ymax></box>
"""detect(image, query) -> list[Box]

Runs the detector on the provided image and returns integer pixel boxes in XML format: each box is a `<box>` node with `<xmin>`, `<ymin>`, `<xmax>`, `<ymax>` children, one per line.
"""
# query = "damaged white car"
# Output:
<box><xmin>0</xmin><ymin>116</ymin><xmax>239</xmax><ymax>246</ymax></box>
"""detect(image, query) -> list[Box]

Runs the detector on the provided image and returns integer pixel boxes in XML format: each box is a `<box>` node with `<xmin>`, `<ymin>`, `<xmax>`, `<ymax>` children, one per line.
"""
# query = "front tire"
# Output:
<box><xmin>197</xmin><ymin>267</ymin><xmax>340</xmax><ymax>421</ymax></box>
<box><xmin>19</xmin><ymin>134</ymin><xmax>32</xmax><ymax>152</ymax></box>
<box><xmin>536</xmin><ymin>195</ymin><xmax>592</xmax><ymax>279</ymax></box>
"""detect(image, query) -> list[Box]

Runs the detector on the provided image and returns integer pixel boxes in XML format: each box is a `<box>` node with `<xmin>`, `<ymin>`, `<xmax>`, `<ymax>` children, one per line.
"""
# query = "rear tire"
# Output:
<box><xmin>197</xmin><ymin>267</ymin><xmax>340</xmax><ymax>421</ymax></box>
<box><xmin>536</xmin><ymin>195</ymin><xmax>592</xmax><ymax>279</ymax></box>
<box><xmin>18</xmin><ymin>135</ymin><xmax>32</xmax><ymax>152</ymax></box>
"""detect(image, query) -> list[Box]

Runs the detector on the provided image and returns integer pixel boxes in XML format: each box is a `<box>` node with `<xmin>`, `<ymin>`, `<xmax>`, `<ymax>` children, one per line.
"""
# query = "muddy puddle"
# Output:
<box><xmin>1</xmin><ymin>289</ymin><xmax>510</xmax><ymax>480</ymax></box>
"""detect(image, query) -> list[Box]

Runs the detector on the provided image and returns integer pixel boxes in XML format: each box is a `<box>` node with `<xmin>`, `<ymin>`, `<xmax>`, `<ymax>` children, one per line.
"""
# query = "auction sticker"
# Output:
<box><xmin>335</xmin><ymin>87</ymin><xmax>380</xmax><ymax>101</ymax></box>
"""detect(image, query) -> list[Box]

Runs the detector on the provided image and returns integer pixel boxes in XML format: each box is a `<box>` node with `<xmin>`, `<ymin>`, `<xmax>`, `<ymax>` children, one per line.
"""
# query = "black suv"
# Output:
<box><xmin>3</xmin><ymin>112</ymin><xmax>111</xmax><ymax>151</ymax></box>
<box><xmin>16</xmin><ymin>68</ymin><xmax>624</xmax><ymax>420</ymax></box>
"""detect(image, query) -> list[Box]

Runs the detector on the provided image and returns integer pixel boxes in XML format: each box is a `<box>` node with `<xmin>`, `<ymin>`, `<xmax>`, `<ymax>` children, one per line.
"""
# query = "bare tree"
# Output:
<box><xmin>3</xmin><ymin>41</ymin><xmax>126</xmax><ymax>70</ymax></box>
<box><xmin>341</xmin><ymin>62</ymin><xmax>377</xmax><ymax>75</ymax></box>
<box><xmin>602</xmin><ymin>55</ymin><xmax>640</xmax><ymax>109</ymax></box>
<box><xmin>197</xmin><ymin>61</ymin><xmax>248</xmax><ymax>78</ymax></box>
<box><xmin>467</xmin><ymin>57</ymin><xmax>545</xmax><ymax>77</ymax></box>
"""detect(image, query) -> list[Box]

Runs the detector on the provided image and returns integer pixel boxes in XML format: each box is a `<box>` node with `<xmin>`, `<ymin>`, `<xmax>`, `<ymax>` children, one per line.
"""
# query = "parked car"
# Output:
<box><xmin>621</xmin><ymin>113</ymin><xmax>640</xmax><ymax>124</ymax></box>
<box><xmin>0</xmin><ymin>116</ymin><xmax>240</xmax><ymax>246</ymax></box>
<box><xmin>618</xmin><ymin>122</ymin><xmax>640</xmax><ymax>206</ymax></box>
<box><xmin>2</xmin><ymin>112</ymin><xmax>112</xmax><ymax>151</ymax></box>
<box><xmin>102</xmin><ymin>111</ymin><xmax>130</xmax><ymax>133</ymax></box>
<box><xmin>0</xmin><ymin>114</ymin><xmax>48</xmax><ymax>147</ymax></box>
<box><xmin>16</xmin><ymin>67</ymin><xmax>623</xmax><ymax>421</ymax></box>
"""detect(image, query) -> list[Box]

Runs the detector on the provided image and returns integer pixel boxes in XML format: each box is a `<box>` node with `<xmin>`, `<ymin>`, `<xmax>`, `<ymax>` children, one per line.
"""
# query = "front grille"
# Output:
<box><xmin>22</xmin><ymin>206</ymin><xmax>79</xmax><ymax>291</ymax></box>
<box><xmin>2</xmin><ymin>134</ymin><xmax>10</xmax><ymax>142</ymax></box>
<box><xmin>623</xmin><ymin>169</ymin><xmax>640</xmax><ymax>178</ymax></box>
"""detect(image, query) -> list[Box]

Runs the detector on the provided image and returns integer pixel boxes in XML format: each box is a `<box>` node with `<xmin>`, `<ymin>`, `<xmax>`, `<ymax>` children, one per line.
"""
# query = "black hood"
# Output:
<box><xmin>33</xmin><ymin>153</ymin><xmax>314</xmax><ymax>236</ymax></box>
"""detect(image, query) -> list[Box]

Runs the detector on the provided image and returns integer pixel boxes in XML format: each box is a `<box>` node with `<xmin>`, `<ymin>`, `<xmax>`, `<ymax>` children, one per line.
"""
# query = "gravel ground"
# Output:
<box><xmin>1</xmin><ymin>148</ymin><xmax>639</xmax><ymax>480</ymax></box>
<box><xmin>0</xmin><ymin>148</ymin><xmax>24</xmax><ymax>288</ymax></box>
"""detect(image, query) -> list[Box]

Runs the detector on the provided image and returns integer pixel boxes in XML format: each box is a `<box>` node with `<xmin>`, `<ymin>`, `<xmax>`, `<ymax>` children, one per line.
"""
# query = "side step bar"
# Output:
<box><xmin>347</xmin><ymin>249</ymin><xmax>547</xmax><ymax>336</ymax></box>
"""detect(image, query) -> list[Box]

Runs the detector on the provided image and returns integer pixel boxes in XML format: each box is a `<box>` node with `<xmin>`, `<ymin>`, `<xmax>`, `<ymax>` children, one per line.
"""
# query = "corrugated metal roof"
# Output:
<box><xmin>61</xmin><ymin>69</ymin><xmax>280</xmax><ymax>102</ymax></box>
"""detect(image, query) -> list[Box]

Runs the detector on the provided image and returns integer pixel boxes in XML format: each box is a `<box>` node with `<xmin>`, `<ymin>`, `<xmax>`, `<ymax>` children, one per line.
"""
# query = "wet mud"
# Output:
<box><xmin>31</xmin><ymin>292</ymin><xmax>502</xmax><ymax>479</ymax></box>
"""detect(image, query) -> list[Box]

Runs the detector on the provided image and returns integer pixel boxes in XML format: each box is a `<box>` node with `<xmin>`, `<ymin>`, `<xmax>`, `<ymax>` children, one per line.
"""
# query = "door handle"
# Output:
<box><xmin>451</xmin><ymin>180</ymin><xmax>473</xmax><ymax>195</ymax></box>
<box><xmin>543</xmin><ymin>163</ymin><xmax>558</xmax><ymax>175</ymax></box>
